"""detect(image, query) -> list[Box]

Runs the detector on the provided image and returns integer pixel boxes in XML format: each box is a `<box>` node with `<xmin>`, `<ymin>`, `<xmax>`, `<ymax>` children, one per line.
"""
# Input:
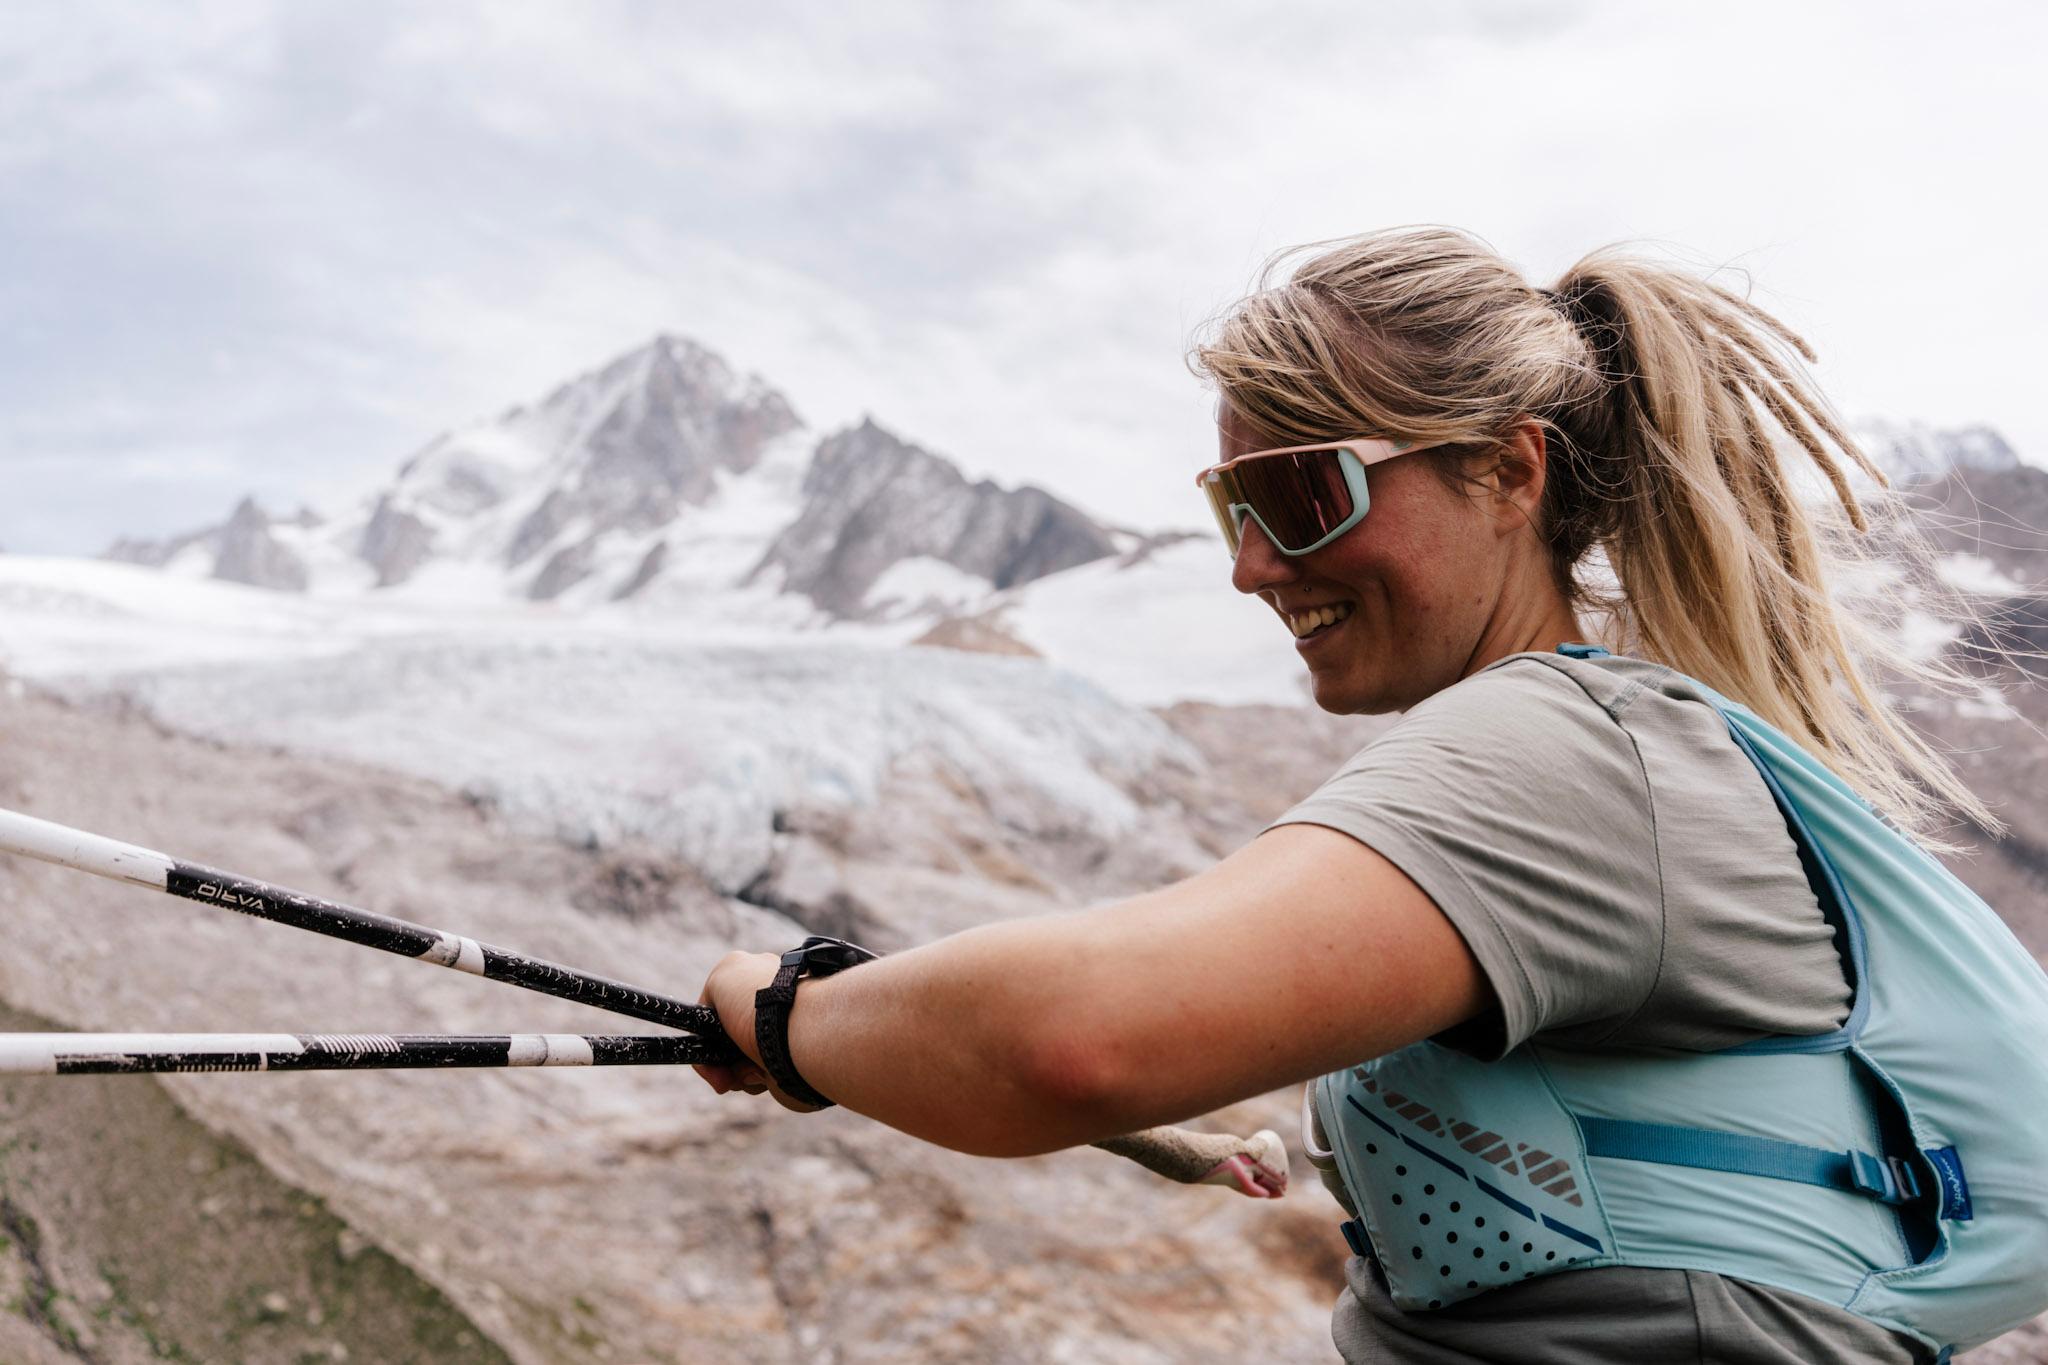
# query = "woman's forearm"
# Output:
<box><xmin>750</xmin><ymin>912</ymin><xmax>1131</xmax><ymax>1158</ymax></box>
<box><xmin>700</xmin><ymin>808</ymin><xmax>1493</xmax><ymax>1163</ymax></box>
<box><xmin>749</xmin><ymin>879</ymin><xmax>1324</xmax><ymax>1154</ymax></box>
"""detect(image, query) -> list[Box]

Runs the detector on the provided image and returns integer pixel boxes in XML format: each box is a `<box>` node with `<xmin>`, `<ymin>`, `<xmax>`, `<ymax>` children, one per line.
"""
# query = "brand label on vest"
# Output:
<box><xmin>1924</xmin><ymin>1146</ymin><xmax>1973</xmax><ymax>1221</ymax></box>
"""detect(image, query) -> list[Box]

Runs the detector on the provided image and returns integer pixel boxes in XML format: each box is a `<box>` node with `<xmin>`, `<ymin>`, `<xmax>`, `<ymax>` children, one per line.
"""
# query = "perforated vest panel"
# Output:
<box><xmin>1315</xmin><ymin>1042</ymin><xmax>1903</xmax><ymax>1310</ymax></box>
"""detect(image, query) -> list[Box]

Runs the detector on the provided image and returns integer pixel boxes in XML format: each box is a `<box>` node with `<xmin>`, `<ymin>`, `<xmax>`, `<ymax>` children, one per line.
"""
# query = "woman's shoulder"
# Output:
<box><xmin>1357</xmin><ymin>650</ymin><xmax>1646</xmax><ymax>765</ymax></box>
<box><xmin>1290</xmin><ymin>646</ymin><xmax>1850</xmax><ymax>1054</ymax></box>
<box><xmin>1461</xmin><ymin>647</ymin><xmax>1687</xmax><ymax>714</ymax></box>
<box><xmin>1390</xmin><ymin>648</ymin><xmax>1736</xmax><ymax>759</ymax></box>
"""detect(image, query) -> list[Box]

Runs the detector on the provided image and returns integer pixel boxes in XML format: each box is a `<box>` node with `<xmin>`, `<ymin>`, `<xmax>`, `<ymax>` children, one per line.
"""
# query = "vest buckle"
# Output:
<box><xmin>1849</xmin><ymin>1150</ymin><xmax>1923</xmax><ymax>1205</ymax></box>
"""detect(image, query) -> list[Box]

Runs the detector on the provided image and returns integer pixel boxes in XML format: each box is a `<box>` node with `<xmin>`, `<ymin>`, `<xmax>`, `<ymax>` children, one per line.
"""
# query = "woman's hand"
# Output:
<box><xmin>692</xmin><ymin>949</ymin><xmax>826</xmax><ymax>1113</ymax></box>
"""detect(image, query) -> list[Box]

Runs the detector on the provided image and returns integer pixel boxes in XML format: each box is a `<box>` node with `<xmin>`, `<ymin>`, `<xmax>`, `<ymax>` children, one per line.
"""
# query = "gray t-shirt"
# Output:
<box><xmin>1264</xmin><ymin>649</ymin><xmax>1932</xmax><ymax>1364</ymax></box>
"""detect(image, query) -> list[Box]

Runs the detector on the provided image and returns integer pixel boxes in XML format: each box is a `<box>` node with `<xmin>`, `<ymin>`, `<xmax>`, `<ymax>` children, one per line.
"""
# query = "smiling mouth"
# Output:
<box><xmin>1285</xmin><ymin>601</ymin><xmax>1356</xmax><ymax>640</ymax></box>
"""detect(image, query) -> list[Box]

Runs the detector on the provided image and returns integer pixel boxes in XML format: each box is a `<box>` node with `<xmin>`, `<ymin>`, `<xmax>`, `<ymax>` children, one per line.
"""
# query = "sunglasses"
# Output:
<box><xmin>1193</xmin><ymin>437</ymin><xmax>1445</xmax><ymax>558</ymax></box>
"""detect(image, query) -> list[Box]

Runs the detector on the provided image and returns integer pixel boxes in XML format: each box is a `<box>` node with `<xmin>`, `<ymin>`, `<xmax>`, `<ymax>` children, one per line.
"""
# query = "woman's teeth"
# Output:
<box><xmin>1287</xmin><ymin>601</ymin><xmax>1356</xmax><ymax>638</ymax></box>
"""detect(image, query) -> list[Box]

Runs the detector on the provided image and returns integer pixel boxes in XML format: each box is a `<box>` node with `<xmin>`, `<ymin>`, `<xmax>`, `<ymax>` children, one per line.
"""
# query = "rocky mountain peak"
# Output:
<box><xmin>214</xmin><ymin>497</ymin><xmax>310</xmax><ymax>592</ymax></box>
<box><xmin>1856</xmin><ymin>419</ymin><xmax>2021</xmax><ymax>487</ymax></box>
<box><xmin>358</xmin><ymin>495</ymin><xmax>436</xmax><ymax>589</ymax></box>
<box><xmin>579</xmin><ymin>333</ymin><xmax>798</xmax><ymax>505</ymax></box>
<box><xmin>105</xmin><ymin>495</ymin><xmax>309</xmax><ymax>591</ymax></box>
<box><xmin>752</xmin><ymin>417</ymin><xmax>1119</xmax><ymax>617</ymax></box>
<box><xmin>494</xmin><ymin>335</ymin><xmax>804</xmax><ymax>594</ymax></box>
<box><xmin>334</xmin><ymin>333</ymin><xmax>810</xmax><ymax>595</ymax></box>
<box><xmin>214</xmin><ymin>499</ymin><xmax>309</xmax><ymax>589</ymax></box>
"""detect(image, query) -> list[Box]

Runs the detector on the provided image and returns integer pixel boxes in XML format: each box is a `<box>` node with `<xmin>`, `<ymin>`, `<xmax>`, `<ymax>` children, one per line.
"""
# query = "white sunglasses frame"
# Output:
<box><xmin>1193</xmin><ymin>438</ymin><xmax>1445</xmax><ymax>557</ymax></box>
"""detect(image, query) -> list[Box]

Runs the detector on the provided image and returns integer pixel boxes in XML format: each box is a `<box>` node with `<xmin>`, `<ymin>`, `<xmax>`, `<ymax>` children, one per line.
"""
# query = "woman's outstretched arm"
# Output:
<box><xmin>694</xmin><ymin>823</ymin><xmax>1491</xmax><ymax>1158</ymax></box>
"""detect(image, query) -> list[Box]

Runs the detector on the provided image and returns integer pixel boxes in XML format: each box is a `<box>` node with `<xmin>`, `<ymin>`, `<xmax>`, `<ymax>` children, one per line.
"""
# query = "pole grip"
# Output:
<box><xmin>0</xmin><ymin>807</ymin><xmax>175</xmax><ymax>890</ymax></box>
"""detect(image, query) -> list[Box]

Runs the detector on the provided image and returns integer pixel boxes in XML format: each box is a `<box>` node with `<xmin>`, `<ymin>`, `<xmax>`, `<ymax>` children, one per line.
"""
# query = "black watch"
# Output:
<box><xmin>753</xmin><ymin>934</ymin><xmax>878</xmax><ymax>1108</ymax></box>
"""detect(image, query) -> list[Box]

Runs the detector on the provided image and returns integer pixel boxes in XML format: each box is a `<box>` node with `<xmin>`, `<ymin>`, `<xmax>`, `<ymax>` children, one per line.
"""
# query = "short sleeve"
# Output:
<box><xmin>1261</xmin><ymin>660</ymin><xmax>1663</xmax><ymax>1059</ymax></box>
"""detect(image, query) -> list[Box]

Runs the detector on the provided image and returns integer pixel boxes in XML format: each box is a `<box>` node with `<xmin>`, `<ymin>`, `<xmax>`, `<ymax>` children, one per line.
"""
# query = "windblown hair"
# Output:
<box><xmin>1190</xmin><ymin>225</ymin><xmax>2015</xmax><ymax>850</ymax></box>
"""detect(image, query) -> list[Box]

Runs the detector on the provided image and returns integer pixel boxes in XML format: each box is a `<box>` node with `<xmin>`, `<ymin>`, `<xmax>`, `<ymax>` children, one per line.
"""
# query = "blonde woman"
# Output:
<box><xmin>695</xmin><ymin>227</ymin><xmax>2037</xmax><ymax>1362</ymax></box>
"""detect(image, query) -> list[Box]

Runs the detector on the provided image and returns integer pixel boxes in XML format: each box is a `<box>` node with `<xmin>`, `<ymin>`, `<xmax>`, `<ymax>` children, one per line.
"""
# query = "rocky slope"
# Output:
<box><xmin>0</xmin><ymin>996</ymin><xmax>505</xmax><ymax>1365</ymax></box>
<box><xmin>0</xmin><ymin>671</ymin><xmax>1386</xmax><ymax>1364</ymax></box>
<box><xmin>7</xmin><ymin>645</ymin><xmax>2044</xmax><ymax>1361</ymax></box>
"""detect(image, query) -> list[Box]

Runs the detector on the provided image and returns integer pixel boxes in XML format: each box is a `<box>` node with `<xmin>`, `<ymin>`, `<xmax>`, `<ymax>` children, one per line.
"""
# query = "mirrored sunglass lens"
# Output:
<box><xmin>1208</xmin><ymin>449</ymin><xmax>1353</xmax><ymax>553</ymax></box>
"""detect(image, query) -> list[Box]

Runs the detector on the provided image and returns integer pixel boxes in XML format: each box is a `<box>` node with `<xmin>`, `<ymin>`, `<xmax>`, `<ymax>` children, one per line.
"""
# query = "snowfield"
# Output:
<box><xmin>111</xmin><ymin>636</ymin><xmax>1206</xmax><ymax>891</ymax></box>
<box><xmin>989</xmin><ymin>534</ymin><xmax>1312</xmax><ymax>708</ymax></box>
<box><xmin>0</xmin><ymin>556</ymin><xmax>1226</xmax><ymax>890</ymax></box>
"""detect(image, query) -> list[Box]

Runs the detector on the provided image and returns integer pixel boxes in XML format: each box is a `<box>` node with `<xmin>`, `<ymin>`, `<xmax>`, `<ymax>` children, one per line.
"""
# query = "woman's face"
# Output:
<box><xmin>1221</xmin><ymin>407</ymin><xmax>1547</xmax><ymax>715</ymax></box>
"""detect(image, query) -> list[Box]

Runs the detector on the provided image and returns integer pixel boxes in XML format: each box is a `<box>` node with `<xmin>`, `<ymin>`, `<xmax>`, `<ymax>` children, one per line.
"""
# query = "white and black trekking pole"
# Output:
<box><xmin>0</xmin><ymin>806</ymin><xmax>727</xmax><ymax>1045</ymax></box>
<box><xmin>0</xmin><ymin>1031</ymin><xmax>717</xmax><ymax>1074</ymax></box>
<box><xmin>0</xmin><ymin>807</ymin><xmax>1287</xmax><ymax>1197</ymax></box>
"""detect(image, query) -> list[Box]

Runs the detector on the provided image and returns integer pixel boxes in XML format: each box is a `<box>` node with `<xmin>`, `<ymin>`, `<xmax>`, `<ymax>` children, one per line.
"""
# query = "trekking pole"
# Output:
<box><xmin>0</xmin><ymin>1031</ymin><xmax>718</xmax><ymax>1074</ymax></box>
<box><xmin>0</xmin><ymin>806</ymin><xmax>729</xmax><ymax>1048</ymax></box>
<box><xmin>0</xmin><ymin>807</ymin><xmax>1287</xmax><ymax>1196</ymax></box>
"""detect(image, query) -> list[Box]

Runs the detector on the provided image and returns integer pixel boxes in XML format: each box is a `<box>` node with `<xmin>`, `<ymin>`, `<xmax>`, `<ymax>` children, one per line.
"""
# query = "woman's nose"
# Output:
<box><xmin>1230</xmin><ymin>516</ymin><xmax>1300</xmax><ymax>596</ymax></box>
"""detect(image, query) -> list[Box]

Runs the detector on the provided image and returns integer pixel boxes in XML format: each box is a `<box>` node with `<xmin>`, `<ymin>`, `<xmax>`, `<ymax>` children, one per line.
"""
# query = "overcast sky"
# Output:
<box><xmin>4</xmin><ymin>0</ymin><xmax>2044</xmax><ymax>554</ymax></box>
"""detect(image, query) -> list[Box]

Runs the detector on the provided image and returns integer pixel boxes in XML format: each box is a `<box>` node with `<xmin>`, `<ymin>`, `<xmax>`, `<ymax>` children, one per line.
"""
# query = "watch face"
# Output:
<box><xmin>797</xmin><ymin>936</ymin><xmax>877</xmax><ymax>975</ymax></box>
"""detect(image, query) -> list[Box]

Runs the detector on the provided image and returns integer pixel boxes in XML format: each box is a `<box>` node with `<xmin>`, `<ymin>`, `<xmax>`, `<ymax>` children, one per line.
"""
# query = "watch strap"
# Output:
<box><xmin>753</xmin><ymin>935</ymin><xmax>876</xmax><ymax>1108</ymax></box>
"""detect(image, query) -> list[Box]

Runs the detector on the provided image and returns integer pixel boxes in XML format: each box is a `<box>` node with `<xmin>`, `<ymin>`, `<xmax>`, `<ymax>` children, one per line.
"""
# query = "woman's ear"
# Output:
<box><xmin>1479</xmin><ymin>418</ymin><xmax>1550</xmax><ymax>538</ymax></box>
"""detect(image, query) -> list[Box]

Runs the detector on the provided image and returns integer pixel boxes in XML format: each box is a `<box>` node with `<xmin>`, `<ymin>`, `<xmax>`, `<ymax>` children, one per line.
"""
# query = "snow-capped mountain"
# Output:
<box><xmin>105</xmin><ymin>334</ymin><xmax>1129</xmax><ymax>622</ymax></box>
<box><xmin>107</xmin><ymin>496</ymin><xmax>323</xmax><ymax>591</ymax></box>
<box><xmin>1853</xmin><ymin>418</ymin><xmax>2021</xmax><ymax>486</ymax></box>
<box><xmin>92</xmin><ymin>337</ymin><xmax>2045</xmax><ymax>714</ymax></box>
<box><xmin>366</xmin><ymin>333</ymin><xmax>806</xmax><ymax>600</ymax></box>
<box><xmin>111</xmin><ymin>337</ymin><xmax>2031</xmax><ymax>626</ymax></box>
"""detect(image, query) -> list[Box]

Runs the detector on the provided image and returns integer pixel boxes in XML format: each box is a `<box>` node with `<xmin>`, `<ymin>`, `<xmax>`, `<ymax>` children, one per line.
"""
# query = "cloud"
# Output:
<box><xmin>1</xmin><ymin>0</ymin><xmax>2044</xmax><ymax>553</ymax></box>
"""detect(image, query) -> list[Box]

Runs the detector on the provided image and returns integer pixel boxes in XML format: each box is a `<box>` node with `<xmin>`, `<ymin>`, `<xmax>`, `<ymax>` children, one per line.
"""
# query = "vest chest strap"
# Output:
<box><xmin>1576</xmin><ymin>1116</ymin><xmax>1931</xmax><ymax>1208</ymax></box>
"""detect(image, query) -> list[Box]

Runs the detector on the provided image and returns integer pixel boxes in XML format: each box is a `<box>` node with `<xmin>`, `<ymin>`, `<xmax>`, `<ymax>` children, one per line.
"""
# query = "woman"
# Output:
<box><xmin>693</xmin><ymin>227</ymin><xmax>2016</xmax><ymax>1362</ymax></box>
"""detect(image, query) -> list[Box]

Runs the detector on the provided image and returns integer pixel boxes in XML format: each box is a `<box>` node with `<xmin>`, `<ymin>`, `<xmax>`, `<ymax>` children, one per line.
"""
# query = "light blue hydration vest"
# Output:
<box><xmin>1308</xmin><ymin>643</ymin><xmax>2048</xmax><ymax>1359</ymax></box>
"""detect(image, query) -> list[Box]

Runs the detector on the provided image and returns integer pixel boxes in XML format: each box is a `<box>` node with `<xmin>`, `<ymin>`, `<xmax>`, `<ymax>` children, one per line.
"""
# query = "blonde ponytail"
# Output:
<box><xmin>1192</xmin><ymin>226</ymin><xmax>2022</xmax><ymax>851</ymax></box>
